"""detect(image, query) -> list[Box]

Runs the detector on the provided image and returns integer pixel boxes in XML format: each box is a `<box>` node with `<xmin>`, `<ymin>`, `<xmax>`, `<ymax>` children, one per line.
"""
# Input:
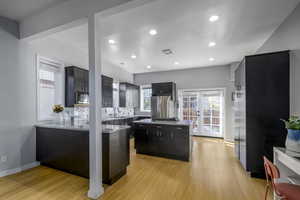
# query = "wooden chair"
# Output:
<box><xmin>263</xmin><ymin>156</ymin><xmax>300</xmax><ymax>200</ymax></box>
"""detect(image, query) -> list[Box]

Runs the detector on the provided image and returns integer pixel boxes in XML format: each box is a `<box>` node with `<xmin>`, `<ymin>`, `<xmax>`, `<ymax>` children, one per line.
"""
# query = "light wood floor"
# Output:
<box><xmin>0</xmin><ymin>137</ymin><xmax>271</xmax><ymax>200</ymax></box>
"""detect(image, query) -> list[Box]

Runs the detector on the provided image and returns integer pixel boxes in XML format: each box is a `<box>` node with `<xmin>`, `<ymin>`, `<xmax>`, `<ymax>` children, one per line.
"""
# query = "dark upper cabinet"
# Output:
<box><xmin>119</xmin><ymin>82</ymin><xmax>139</xmax><ymax>108</ymax></box>
<box><xmin>102</xmin><ymin>75</ymin><xmax>113</xmax><ymax>108</ymax></box>
<box><xmin>65</xmin><ymin>66</ymin><xmax>89</xmax><ymax>107</ymax></box>
<box><xmin>65</xmin><ymin>66</ymin><xmax>114</xmax><ymax>107</ymax></box>
<box><xmin>234</xmin><ymin>50</ymin><xmax>290</xmax><ymax>177</ymax></box>
<box><xmin>152</xmin><ymin>82</ymin><xmax>176</xmax><ymax>100</ymax></box>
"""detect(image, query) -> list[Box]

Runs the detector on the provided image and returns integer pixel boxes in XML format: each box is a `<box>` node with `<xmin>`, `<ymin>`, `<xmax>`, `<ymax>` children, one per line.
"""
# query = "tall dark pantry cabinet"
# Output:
<box><xmin>234</xmin><ymin>51</ymin><xmax>290</xmax><ymax>177</ymax></box>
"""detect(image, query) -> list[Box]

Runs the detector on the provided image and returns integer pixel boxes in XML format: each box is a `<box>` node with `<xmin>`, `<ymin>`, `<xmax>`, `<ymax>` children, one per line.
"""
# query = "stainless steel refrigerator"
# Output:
<box><xmin>151</xmin><ymin>96</ymin><xmax>176</xmax><ymax>120</ymax></box>
<box><xmin>151</xmin><ymin>82</ymin><xmax>177</xmax><ymax>121</ymax></box>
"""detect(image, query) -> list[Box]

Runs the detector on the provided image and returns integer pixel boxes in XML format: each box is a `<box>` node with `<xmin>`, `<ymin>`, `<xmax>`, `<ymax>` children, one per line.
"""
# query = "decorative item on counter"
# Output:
<box><xmin>281</xmin><ymin>116</ymin><xmax>300</xmax><ymax>153</ymax></box>
<box><xmin>53</xmin><ymin>104</ymin><xmax>64</xmax><ymax>123</ymax></box>
<box><xmin>53</xmin><ymin>104</ymin><xmax>64</xmax><ymax>113</ymax></box>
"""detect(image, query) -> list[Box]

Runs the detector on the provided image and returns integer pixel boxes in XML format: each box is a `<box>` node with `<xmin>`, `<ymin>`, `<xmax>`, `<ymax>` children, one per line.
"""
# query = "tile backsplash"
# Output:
<box><xmin>63</xmin><ymin>106</ymin><xmax>134</xmax><ymax>122</ymax></box>
<box><xmin>102</xmin><ymin>107</ymin><xmax>134</xmax><ymax>119</ymax></box>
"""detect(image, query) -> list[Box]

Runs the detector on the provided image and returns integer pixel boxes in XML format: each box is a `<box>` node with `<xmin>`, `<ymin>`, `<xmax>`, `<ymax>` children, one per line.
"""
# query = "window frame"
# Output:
<box><xmin>36</xmin><ymin>55</ymin><xmax>65</xmax><ymax>122</ymax></box>
<box><xmin>140</xmin><ymin>85</ymin><xmax>152</xmax><ymax>113</ymax></box>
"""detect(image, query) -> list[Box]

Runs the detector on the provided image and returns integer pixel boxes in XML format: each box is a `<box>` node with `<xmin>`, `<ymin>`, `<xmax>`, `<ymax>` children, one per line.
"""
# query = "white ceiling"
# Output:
<box><xmin>32</xmin><ymin>0</ymin><xmax>300</xmax><ymax>74</ymax></box>
<box><xmin>0</xmin><ymin>0</ymin><xmax>68</xmax><ymax>21</ymax></box>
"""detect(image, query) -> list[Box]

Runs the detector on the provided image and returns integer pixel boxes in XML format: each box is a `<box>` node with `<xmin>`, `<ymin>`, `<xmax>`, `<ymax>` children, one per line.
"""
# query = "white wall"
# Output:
<box><xmin>0</xmin><ymin>18</ymin><xmax>37</xmax><ymax>173</ymax></box>
<box><xmin>0</xmin><ymin>16</ymin><xmax>133</xmax><ymax>174</ymax></box>
<box><xmin>29</xmin><ymin>37</ymin><xmax>88</xmax><ymax>69</ymax></box>
<box><xmin>29</xmin><ymin>36</ymin><xmax>133</xmax><ymax>83</ymax></box>
<box><xmin>20</xmin><ymin>0</ymin><xmax>152</xmax><ymax>39</ymax></box>
<box><xmin>134</xmin><ymin>65</ymin><xmax>235</xmax><ymax>142</ymax></box>
<box><xmin>257</xmin><ymin>3</ymin><xmax>300</xmax><ymax>116</ymax></box>
<box><xmin>102</xmin><ymin>61</ymin><xmax>134</xmax><ymax>83</ymax></box>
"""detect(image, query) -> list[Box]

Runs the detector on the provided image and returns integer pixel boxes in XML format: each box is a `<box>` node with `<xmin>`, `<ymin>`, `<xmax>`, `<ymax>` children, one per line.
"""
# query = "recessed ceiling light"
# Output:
<box><xmin>174</xmin><ymin>62</ymin><xmax>180</xmax><ymax>65</ymax></box>
<box><xmin>149</xmin><ymin>29</ymin><xmax>158</xmax><ymax>36</ymax></box>
<box><xmin>209</xmin><ymin>57</ymin><xmax>215</xmax><ymax>61</ymax></box>
<box><xmin>208</xmin><ymin>42</ymin><xmax>216</xmax><ymax>47</ymax></box>
<box><xmin>147</xmin><ymin>65</ymin><xmax>152</xmax><ymax>69</ymax></box>
<box><xmin>108</xmin><ymin>39</ymin><xmax>116</xmax><ymax>44</ymax></box>
<box><xmin>131</xmin><ymin>54</ymin><xmax>137</xmax><ymax>59</ymax></box>
<box><xmin>209</xmin><ymin>15</ymin><xmax>219</xmax><ymax>22</ymax></box>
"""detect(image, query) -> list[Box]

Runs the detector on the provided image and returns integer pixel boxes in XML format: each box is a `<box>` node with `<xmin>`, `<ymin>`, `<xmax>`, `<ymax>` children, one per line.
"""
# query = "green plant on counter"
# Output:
<box><xmin>281</xmin><ymin>116</ymin><xmax>300</xmax><ymax>130</ymax></box>
<box><xmin>53</xmin><ymin>104</ymin><xmax>64</xmax><ymax>113</ymax></box>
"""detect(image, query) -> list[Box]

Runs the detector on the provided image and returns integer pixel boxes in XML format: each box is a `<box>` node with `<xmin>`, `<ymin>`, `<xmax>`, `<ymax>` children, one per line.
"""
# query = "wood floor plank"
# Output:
<box><xmin>0</xmin><ymin>137</ymin><xmax>271</xmax><ymax>200</ymax></box>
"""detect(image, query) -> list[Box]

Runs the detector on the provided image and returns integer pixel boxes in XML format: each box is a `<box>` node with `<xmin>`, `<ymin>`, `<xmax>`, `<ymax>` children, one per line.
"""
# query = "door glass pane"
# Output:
<box><xmin>181</xmin><ymin>90</ymin><xmax>224</xmax><ymax>138</ymax></box>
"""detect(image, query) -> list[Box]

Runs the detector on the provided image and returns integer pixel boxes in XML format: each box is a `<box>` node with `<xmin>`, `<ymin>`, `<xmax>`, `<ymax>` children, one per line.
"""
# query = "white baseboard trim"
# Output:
<box><xmin>224</xmin><ymin>139</ymin><xmax>235</xmax><ymax>144</ymax></box>
<box><xmin>0</xmin><ymin>161</ymin><xmax>40</xmax><ymax>178</ymax></box>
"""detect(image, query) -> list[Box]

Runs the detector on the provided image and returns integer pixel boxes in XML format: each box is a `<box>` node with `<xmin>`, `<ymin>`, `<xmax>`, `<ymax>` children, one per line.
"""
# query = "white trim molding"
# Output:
<box><xmin>140</xmin><ymin>84</ymin><xmax>152</xmax><ymax>113</ymax></box>
<box><xmin>36</xmin><ymin>54</ymin><xmax>65</xmax><ymax>122</ymax></box>
<box><xmin>0</xmin><ymin>162</ymin><xmax>40</xmax><ymax>178</ymax></box>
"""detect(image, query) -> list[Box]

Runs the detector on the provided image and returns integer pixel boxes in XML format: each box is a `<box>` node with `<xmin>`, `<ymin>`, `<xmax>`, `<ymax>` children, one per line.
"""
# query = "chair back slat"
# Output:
<box><xmin>263</xmin><ymin>156</ymin><xmax>281</xmax><ymax>196</ymax></box>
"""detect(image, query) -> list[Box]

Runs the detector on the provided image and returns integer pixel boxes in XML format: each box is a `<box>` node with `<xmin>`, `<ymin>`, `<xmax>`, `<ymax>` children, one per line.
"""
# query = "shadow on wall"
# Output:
<box><xmin>0</xmin><ymin>16</ymin><xmax>19</xmax><ymax>39</ymax></box>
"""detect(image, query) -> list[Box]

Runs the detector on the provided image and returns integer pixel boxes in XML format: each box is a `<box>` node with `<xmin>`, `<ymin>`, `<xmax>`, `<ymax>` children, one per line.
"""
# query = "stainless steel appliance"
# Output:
<box><xmin>151</xmin><ymin>82</ymin><xmax>177</xmax><ymax>120</ymax></box>
<box><xmin>151</xmin><ymin>96</ymin><xmax>176</xmax><ymax>120</ymax></box>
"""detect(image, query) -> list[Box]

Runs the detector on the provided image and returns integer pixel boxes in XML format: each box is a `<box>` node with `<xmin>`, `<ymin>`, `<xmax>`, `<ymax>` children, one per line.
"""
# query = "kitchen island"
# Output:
<box><xmin>35</xmin><ymin>121</ymin><xmax>130</xmax><ymax>184</ymax></box>
<box><xmin>133</xmin><ymin>119</ymin><xmax>192</xmax><ymax>161</ymax></box>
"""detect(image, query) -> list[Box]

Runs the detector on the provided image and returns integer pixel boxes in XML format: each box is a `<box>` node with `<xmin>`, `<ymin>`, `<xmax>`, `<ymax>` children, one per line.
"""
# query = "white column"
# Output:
<box><xmin>88</xmin><ymin>14</ymin><xmax>104</xmax><ymax>199</ymax></box>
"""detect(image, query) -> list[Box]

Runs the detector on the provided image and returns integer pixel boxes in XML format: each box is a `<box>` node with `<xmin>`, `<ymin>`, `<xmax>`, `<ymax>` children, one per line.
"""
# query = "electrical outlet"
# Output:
<box><xmin>1</xmin><ymin>155</ymin><xmax>7</xmax><ymax>163</ymax></box>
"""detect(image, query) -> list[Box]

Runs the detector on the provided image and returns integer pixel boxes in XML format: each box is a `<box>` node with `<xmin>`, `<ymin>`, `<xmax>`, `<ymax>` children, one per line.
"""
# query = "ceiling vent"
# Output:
<box><xmin>162</xmin><ymin>49</ymin><xmax>173</xmax><ymax>55</ymax></box>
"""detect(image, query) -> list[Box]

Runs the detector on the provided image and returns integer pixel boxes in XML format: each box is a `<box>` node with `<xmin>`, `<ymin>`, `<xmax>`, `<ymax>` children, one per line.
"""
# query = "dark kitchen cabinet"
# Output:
<box><xmin>65</xmin><ymin>66</ymin><xmax>89</xmax><ymax>107</ymax></box>
<box><xmin>134</xmin><ymin>124</ymin><xmax>149</xmax><ymax>154</ymax></box>
<box><xmin>103</xmin><ymin>128</ymin><xmax>130</xmax><ymax>184</ymax></box>
<box><xmin>152</xmin><ymin>82</ymin><xmax>176</xmax><ymax>100</ymax></box>
<box><xmin>234</xmin><ymin>51</ymin><xmax>290</xmax><ymax>177</ymax></box>
<box><xmin>65</xmin><ymin>66</ymin><xmax>114</xmax><ymax>107</ymax></box>
<box><xmin>36</xmin><ymin>127</ymin><xmax>89</xmax><ymax>178</ymax></box>
<box><xmin>119</xmin><ymin>83</ymin><xmax>139</xmax><ymax>108</ymax></box>
<box><xmin>134</xmin><ymin>123</ymin><xmax>190</xmax><ymax>161</ymax></box>
<box><xmin>36</xmin><ymin>127</ymin><xmax>130</xmax><ymax>185</ymax></box>
<box><xmin>102</xmin><ymin>75</ymin><xmax>113</xmax><ymax>108</ymax></box>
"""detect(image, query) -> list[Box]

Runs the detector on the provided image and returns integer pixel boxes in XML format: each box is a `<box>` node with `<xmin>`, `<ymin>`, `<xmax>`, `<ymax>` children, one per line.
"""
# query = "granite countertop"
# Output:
<box><xmin>133</xmin><ymin>119</ymin><xmax>191</xmax><ymax>126</ymax></box>
<box><xmin>35</xmin><ymin>121</ymin><xmax>130</xmax><ymax>133</ymax></box>
<box><xmin>102</xmin><ymin>115</ymin><xmax>150</xmax><ymax>122</ymax></box>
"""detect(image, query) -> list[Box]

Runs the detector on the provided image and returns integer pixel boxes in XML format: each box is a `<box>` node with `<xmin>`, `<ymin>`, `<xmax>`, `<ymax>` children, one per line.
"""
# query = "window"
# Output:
<box><xmin>37</xmin><ymin>56</ymin><xmax>64</xmax><ymax>121</ymax></box>
<box><xmin>140</xmin><ymin>85</ymin><xmax>152</xmax><ymax>112</ymax></box>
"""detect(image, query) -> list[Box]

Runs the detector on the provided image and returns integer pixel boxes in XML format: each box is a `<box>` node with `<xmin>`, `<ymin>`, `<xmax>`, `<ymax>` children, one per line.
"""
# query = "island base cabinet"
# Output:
<box><xmin>134</xmin><ymin>124</ymin><xmax>190</xmax><ymax>161</ymax></box>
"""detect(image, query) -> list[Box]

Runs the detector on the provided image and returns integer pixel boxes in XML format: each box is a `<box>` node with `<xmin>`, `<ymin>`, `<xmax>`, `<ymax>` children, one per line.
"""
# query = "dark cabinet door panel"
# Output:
<box><xmin>234</xmin><ymin>51</ymin><xmax>290</xmax><ymax>177</ymax></box>
<box><xmin>134</xmin><ymin>123</ymin><xmax>190</xmax><ymax>161</ymax></box>
<box><xmin>119</xmin><ymin>83</ymin><xmax>139</xmax><ymax>108</ymax></box>
<box><xmin>37</xmin><ymin>127</ymin><xmax>130</xmax><ymax>185</ymax></box>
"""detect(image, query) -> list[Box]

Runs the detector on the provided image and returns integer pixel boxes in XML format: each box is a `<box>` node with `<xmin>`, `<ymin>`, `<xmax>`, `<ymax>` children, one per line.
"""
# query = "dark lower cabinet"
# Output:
<box><xmin>134</xmin><ymin>123</ymin><xmax>190</xmax><ymax>161</ymax></box>
<box><xmin>102</xmin><ymin>116</ymin><xmax>151</xmax><ymax>138</ymax></box>
<box><xmin>36</xmin><ymin>127</ymin><xmax>130</xmax><ymax>185</ymax></box>
<box><xmin>36</xmin><ymin>127</ymin><xmax>89</xmax><ymax>177</ymax></box>
<box><xmin>103</xmin><ymin>128</ymin><xmax>130</xmax><ymax>184</ymax></box>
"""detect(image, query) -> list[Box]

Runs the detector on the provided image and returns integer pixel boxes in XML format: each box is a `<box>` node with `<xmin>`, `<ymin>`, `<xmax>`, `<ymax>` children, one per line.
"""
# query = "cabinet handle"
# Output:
<box><xmin>176</xmin><ymin>127</ymin><xmax>183</xmax><ymax>130</ymax></box>
<box><xmin>156</xmin><ymin>126</ymin><xmax>162</xmax><ymax>128</ymax></box>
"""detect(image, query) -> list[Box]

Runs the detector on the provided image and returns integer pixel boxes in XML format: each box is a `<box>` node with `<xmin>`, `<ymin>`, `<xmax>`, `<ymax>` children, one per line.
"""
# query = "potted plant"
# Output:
<box><xmin>53</xmin><ymin>104</ymin><xmax>64</xmax><ymax>122</ymax></box>
<box><xmin>281</xmin><ymin>116</ymin><xmax>300</xmax><ymax>153</ymax></box>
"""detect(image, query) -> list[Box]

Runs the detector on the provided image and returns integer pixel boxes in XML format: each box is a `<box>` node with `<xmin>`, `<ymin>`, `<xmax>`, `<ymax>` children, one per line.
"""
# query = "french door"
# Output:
<box><xmin>180</xmin><ymin>89</ymin><xmax>224</xmax><ymax>138</ymax></box>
